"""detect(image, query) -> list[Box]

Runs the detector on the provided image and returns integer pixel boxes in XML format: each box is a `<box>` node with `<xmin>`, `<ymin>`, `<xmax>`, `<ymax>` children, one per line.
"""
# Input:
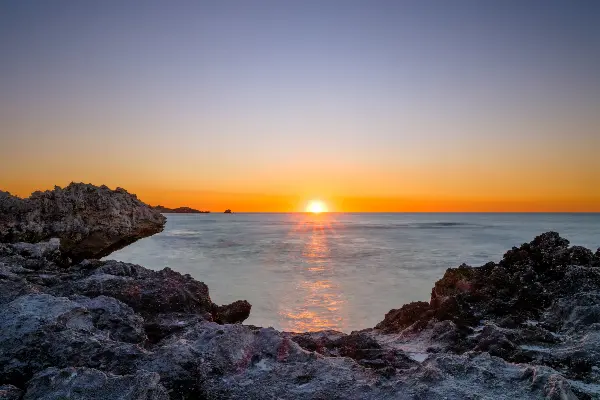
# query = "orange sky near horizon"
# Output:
<box><xmin>1</xmin><ymin>118</ymin><xmax>599</xmax><ymax>212</ymax></box>
<box><xmin>2</xmin><ymin>178</ymin><xmax>599</xmax><ymax>213</ymax></box>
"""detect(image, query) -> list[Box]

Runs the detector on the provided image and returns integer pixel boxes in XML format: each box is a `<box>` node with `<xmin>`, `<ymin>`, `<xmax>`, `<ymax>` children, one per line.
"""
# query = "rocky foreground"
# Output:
<box><xmin>1</xmin><ymin>184</ymin><xmax>600</xmax><ymax>399</ymax></box>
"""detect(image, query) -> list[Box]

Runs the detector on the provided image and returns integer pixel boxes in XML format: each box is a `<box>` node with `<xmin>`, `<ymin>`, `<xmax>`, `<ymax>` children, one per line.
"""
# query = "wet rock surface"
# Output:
<box><xmin>0</xmin><ymin>183</ymin><xmax>166</xmax><ymax>261</ymax></box>
<box><xmin>0</xmin><ymin>227</ymin><xmax>599</xmax><ymax>398</ymax></box>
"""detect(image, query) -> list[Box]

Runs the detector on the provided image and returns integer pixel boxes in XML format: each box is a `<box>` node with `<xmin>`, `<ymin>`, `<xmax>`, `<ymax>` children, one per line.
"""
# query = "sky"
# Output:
<box><xmin>1</xmin><ymin>0</ymin><xmax>599</xmax><ymax>212</ymax></box>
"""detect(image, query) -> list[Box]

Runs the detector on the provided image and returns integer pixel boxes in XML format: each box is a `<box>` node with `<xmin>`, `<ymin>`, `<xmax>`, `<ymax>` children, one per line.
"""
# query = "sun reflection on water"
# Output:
<box><xmin>279</xmin><ymin>213</ymin><xmax>346</xmax><ymax>332</ymax></box>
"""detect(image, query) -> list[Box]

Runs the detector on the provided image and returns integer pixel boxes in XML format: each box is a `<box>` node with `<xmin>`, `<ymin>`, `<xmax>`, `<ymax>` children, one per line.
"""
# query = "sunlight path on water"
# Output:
<box><xmin>278</xmin><ymin>213</ymin><xmax>347</xmax><ymax>332</ymax></box>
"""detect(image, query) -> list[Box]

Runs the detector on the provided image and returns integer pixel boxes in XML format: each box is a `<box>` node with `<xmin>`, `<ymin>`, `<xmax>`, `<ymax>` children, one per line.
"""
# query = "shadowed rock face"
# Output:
<box><xmin>212</xmin><ymin>300</ymin><xmax>252</xmax><ymax>325</ymax></box>
<box><xmin>376</xmin><ymin>232</ymin><xmax>600</xmax><ymax>336</ymax></box>
<box><xmin>24</xmin><ymin>367</ymin><xmax>168</xmax><ymax>400</ymax></box>
<box><xmin>0</xmin><ymin>241</ymin><xmax>253</xmax><ymax>391</ymax></box>
<box><xmin>368</xmin><ymin>231</ymin><xmax>600</xmax><ymax>397</ymax></box>
<box><xmin>0</xmin><ymin>183</ymin><xmax>166</xmax><ymax>261</ymax></box>
<box><xmin>0</xmin><ymin>385</ymin><xmax>22</xmax><ymax>400</ymax></box>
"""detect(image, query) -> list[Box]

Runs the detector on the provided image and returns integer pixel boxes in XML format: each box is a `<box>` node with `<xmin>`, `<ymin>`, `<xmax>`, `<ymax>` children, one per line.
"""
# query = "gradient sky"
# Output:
<box><xmin>1</xmin><ymin>1</ymin><xmax>599</xmax><ymax>211</ymax></box>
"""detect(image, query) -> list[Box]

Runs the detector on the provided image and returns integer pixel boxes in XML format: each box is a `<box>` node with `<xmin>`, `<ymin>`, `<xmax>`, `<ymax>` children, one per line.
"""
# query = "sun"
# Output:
<box><xmin>306</xmin><ymin>200</ymin><xmax>328</xmax><ymax>213</ymax></box>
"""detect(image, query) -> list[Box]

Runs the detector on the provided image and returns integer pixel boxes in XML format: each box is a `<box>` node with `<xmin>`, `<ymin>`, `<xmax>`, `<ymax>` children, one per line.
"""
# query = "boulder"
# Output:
<box><xmin>375</xmin><ymin>301</ymin><xmax>431</xmax><ymax>333</ymax></box>
<box><xmin>0</xmin><ymin>385</ymin><xmax>22</xmax><ymax>400</ymax></box>
<box><xmin>53</xmin><ymin>261</ymin><xmax>216</xmax><ymax>320</ymax></box>
<box><xmin>373</xmin><ymin>231</ymin><xmax>600</xmax><ymax>394</ymax></box>
<box><xmin>212</xmin><ymin>300</ymin><xmax>252</xmax><ymax>324</ymax></box>
<box><xmin>0</xmin><ymin>293</ymin><xmax>147</xmax><ymax>386</ymax></box>
<box><xmin>70</xmin><ymin>295</ymin><xmax>147</xmax><ymax>343</ymax></box>
<box><xmin>0</xmin><ymin>183</ymin><xmax>166</xmax><ymax>261</ymax></box>
<box><xmin>24</xmin><ymin>367</ymin><xmax>168</xmax><ymax>400</ymax></box>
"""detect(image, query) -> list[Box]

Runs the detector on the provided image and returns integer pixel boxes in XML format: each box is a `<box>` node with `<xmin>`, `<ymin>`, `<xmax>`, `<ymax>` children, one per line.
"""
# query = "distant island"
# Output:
<box><xmin>153</xmin><ymin>205</ymin><xmax>210</xmax><ymax>214</ymax></box>
<box><xmin>224</xmin><ymin>209</ymin><xmax>232</xmax><ymax>213</ymax></box>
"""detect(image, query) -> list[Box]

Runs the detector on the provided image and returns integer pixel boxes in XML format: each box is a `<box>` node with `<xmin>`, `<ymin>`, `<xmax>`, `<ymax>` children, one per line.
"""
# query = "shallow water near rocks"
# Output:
<box><xmin>108</xmin><ymin>213</ymin><xmax>600</xmax><ymax>332</ymax></box>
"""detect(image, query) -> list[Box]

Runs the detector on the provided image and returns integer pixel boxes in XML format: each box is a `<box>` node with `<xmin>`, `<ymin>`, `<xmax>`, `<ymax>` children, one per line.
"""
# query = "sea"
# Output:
<box><xmin>108</xmin><ymin>213</ymin><xmax>600</xmax><ymax>333</ymax></box>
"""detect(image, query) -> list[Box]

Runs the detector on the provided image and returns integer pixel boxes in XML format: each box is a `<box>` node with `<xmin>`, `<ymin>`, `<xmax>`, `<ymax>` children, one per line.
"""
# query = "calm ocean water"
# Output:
<box><xmin>108</xmin><ymin>213</ymin><xmax>600</xmax><ymax>333</ymax></box>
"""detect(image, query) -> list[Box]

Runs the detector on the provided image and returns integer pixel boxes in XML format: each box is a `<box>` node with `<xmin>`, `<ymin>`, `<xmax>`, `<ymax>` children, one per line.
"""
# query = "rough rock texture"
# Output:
<box><xmin>0</xmin><ymin>241</ymin><xmax>251</xmax><ymax>391</ymax></box>
<box><xmin>139</xmin><ymin>320</ymin><xmax>578</xmax><ymax>399</ymax></box>
<box><xmin>0</xmin><ymin>231</ymin><xmax>598</xmax><ymax>399</ymax></box>
<box><xmin>52</xmin><ymin>261</ymin><xmax>215</xmax><ymax>319</ymax></box>
<box><xmin>368</xmin><ymin>231</ymin><xmax>600</xmax><ymax>398</ymax></box>
<box><xmin>0</xmin><ymin>385</ymin><xmax>22</xmax><ymax>400</ymax></box>
<box><xmin>24</xmin><ymin>367</ymin><xmax>168</xmax><ymax>400</ymax></box>
<box><xmin>0</xmin><ymin>183</ymin><xmax>166</xmax><ymax>260</ymax></box>
<box><xmin>0</xmin><ymin>293</ymin><xmax>148</xmax><ymax>387</ymax></box>
<box><xmin>212</xmin><ymin>300</ymin><xmax>252</xmax><ymax>325</ymax></box>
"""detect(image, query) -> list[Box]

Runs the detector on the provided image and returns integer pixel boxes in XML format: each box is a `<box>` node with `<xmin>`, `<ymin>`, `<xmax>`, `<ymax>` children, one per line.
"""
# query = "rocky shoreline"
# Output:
<box><xmin>1</xmin><ymin>184</ymin><xmax>599</xmax><ymax>399</ymax></box>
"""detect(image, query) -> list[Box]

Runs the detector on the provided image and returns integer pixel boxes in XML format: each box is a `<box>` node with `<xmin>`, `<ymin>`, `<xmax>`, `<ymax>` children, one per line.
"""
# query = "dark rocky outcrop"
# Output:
<box><xmin>23</xmin><ymin>367</ymin><xmax>168</xmax><ymax>400</ymax></box>
<box><xmin>212</xmin><ymin>300</ymin><xmax>252</xmax><ymax>325</ymax></box>
<box><xmin>367</xmin><ymin>231</ymin><xmax>600</xmax><ymax>394</ymax></box>
<box><xmin>0</xmin><ymin>240</ymin><xmax>252</xmax><ymax>391</ymax></box>
<box><xmin>0</xmin><ymin>183</ymin><xmax>166</xmax><ymax>261</ymax></box>
<box><xmin>0</xmin><ymin>385</ymin><xmax>22</xmax><ymax>400</ymax></box>
<box><xmin>375</xmin><ymin>301</ymin><xmax>431</xmax><ymax>333</ymax></box>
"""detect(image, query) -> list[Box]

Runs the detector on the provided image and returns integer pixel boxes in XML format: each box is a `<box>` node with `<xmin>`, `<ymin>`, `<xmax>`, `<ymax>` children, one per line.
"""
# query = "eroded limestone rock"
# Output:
<box><xmin>0</xmin><ymin>183</ymin><xmax>166</xmax><ymax>260</ymax></box>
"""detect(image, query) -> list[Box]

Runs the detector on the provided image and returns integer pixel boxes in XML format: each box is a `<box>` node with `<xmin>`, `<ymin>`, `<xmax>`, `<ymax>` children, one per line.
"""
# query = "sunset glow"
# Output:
<box><xmin>306</xmin><ymin>201</ymin><xmax>328</xmax><ymax>214</ymax></box>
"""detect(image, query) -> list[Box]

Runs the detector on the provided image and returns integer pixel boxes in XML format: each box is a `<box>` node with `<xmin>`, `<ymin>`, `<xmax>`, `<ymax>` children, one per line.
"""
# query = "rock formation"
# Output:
<box><xmin>0</xmin><ymin>183</ymin><xmax>166</xmax><ymax>261</ymax></box>
<box><xmin>24</xmin><ymin>367</ymin><xmax>169</xmax><ymax>400</ymax></box>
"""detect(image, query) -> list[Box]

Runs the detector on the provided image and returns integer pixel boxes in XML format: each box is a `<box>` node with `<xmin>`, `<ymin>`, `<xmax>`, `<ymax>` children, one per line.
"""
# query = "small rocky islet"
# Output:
<box><xmin>0</xmin><ymin>183</ymin><xmax>599</xmax><ymax>399</ymax></box>
<box><xmin>152</xmin><ymin>205</ymin><xmax>210</xmax><ymax>214</ymax></box>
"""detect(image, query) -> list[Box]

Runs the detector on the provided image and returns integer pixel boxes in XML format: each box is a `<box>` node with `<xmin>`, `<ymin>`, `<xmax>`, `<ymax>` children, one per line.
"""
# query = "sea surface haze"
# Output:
<box><xmin>108</xmin><ymin>213</ymin><xmax>600</xmax><ymax>332</ymax></box>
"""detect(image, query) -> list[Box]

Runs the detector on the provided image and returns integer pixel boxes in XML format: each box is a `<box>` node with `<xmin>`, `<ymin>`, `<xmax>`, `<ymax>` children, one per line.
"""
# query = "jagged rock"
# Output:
<box><xmin>71</xmin><ymin>295</ymin><xmax>146</xmax><ymax>343</ymax></box>
<box><xmin>212</xmin><ymin>300</ymin><xmax>252</xmax><ymax>324</ymax></box>
<box><xmin>0</xmin><ymin>240</ymin><xmax>254</xmax><ymax>388</ymax></box>
<box><xmin>143</xmin><ymin>313</ymin><xmax>206</xmax><ymax>344</ymax></box>
<box><xmin>289</xmin><ymin>330</ymin><xmax>416</xmax><ymax>372</ymax></box>
<box><xmin>139</xmin><ymin>320</ymin><xmax>579</xmax><ymax>399</ymax></box>
<box><xmin>0</xmin><ymin>183</ymin><xmax>166</xmax><ymax>260</ymax></box>
<box><xmin>372</xmin><ymin>231</ymin><xmax>600</xmax><ymax>395</ymax></box>
<box><xmin>287</xmin><ymin>330</ymin><xmax>347</xmax><ymax>354</ymax></box>
<box><xmin>0</xmin><ymin>293</ymin><xmax>147</xmax><ymax>387</ymax></box>
<box><xmin>375</xmin><ymin>301</ymin><xmax>431</xmax><ymax>333</ymax></box>
<box><xmin>0</xmin><ymin>243</ymin><xmax>251</xmax><ymax>330</ymax></box>
<box><xmin>0</xmin><ymin>385</ymin><xmax>22</xmax><ymax>400</ymax></box>
<box><xmin>9</xmin><ymin>238</ymin><xmax>61</xmax><ymax>261</ymax></box>
<box><xmin>53</xmin><ymin>261</ymin><xmax>217</xmax><ymax>321</ymax></box>
<box><xmin>24</xmin><ymin>367</ymin><xmax>168</xmax><ymax>400</ymax></box>
<box><xmin>377</xmin><ymin>232</ymin><xmax>600</xmax><ymax>333</ymax></box>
